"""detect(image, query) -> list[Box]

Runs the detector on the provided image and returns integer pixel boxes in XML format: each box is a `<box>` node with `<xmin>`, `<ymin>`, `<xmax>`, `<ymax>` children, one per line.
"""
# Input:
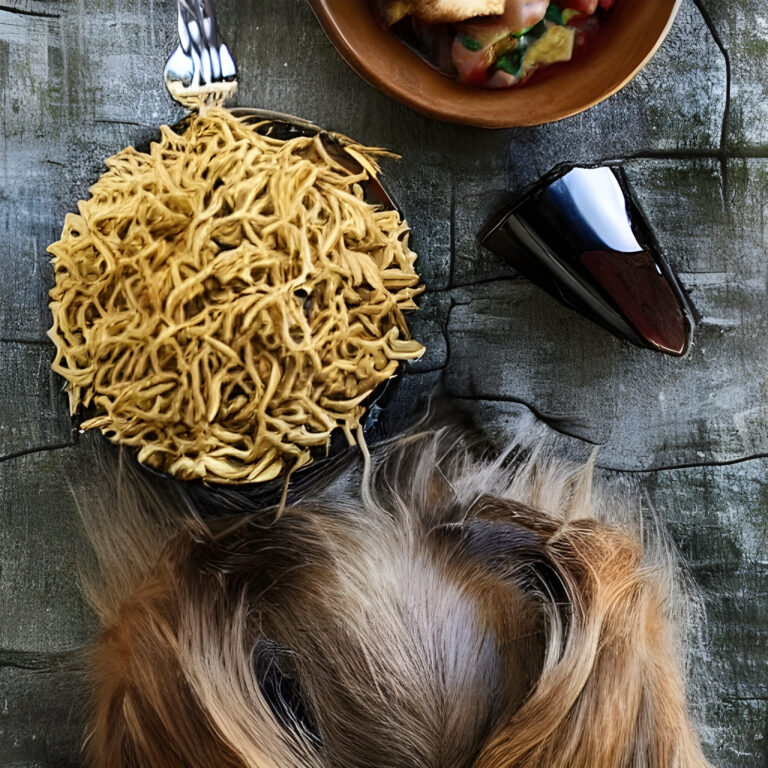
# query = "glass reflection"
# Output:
<box><xmin>481</xmin><ymin>164</ymin><xmax>695</xmax><ymax>357</ymax></box>
<box><xmin>547</xmin><ymin>167</ymin><xmax>643</xmax><ymax>254</ymax></box>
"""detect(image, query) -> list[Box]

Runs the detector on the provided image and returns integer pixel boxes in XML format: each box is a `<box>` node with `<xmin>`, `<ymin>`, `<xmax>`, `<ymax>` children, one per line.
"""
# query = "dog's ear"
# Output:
<box><xmin>76</xmin><ymin>440</ymin><xmax>191</xmax><ymax>625</ymax></box>
<box><xmin>78</xmin><ymin>441</ymin><xmax>232</xmax><ymax>768</ymax></box>
<box><xmin>85</xmin><ymin>559</ymin><xmax>248</xmax><ymax>768</ymax></box>
<box><xmin>471</xmin><ymin>508</ymin><xmax>711</xmax><ymax>768</ymax></box>
<box><xmin>79</xmin><ymin>443</ymin><xmax>320</xmax><ymax>768</ymax></box>
<box><xmin>85</xmin><ymin>522</ymin><xmax>324</xmax><ymax>768</ymax></box>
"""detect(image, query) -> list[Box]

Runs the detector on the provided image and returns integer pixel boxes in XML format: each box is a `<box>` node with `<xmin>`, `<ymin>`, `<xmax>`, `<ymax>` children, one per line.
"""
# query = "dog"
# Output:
<box><xmin>79</xmin><ymin>428</ymin><xmax>712</xmax><ymax>768</ymax></box>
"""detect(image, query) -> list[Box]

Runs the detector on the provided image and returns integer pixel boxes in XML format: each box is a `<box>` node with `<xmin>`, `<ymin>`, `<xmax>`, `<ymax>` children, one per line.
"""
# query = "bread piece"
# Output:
<box><xmin>377</xmin><ymin>0</ymin><xmax>506</xmax><ymax>26</ymax></box>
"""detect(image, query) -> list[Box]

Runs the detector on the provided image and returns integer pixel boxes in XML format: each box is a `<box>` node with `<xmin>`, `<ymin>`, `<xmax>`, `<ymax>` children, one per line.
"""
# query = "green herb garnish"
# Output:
<box><xmin>515</xmin><ymin>18</ymin><xmax>548</xmax><ymax>39</ymax></box>
<box><xmin>496</xmin><ymin>49</ymin><xmax>524</xmax><ymax>77</ymax></box>
<box><xmin>545</xmin><ymin>3</ymin><xmax>564</xmax><ymax>24</ymax></box>
<box><xmin>528</xmin><ymin>20</ymin><xmax>549</xmax><ymax>39</ymax></box>
<box><xmin>459</xmin><ymin>35</ymin><xmax>482</xmax><ymax>51</ymax></box>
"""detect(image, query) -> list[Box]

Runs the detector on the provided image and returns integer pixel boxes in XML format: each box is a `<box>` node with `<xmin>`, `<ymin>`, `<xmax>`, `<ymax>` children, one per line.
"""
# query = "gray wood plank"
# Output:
<box><xmin>0</xmin><ymin>659</ymin><xmax>86</xmax><ymax>768</ymax></box>
<box><xmin>631</xmin><ymin>459</ymin><xmax>768</xmax><ymax>768</ymax></box>
<box><xmin>697</xmin><ymin>0</ymin><xmax>768</xmax><ymax>151</ymax></box>
<box><xmin>445</xmin><ymin>275</ymin><xmax>768</xmax><ymax>469</ymax></box>
<box><xmin>406</xmin><ymin>291</ymin><xmax>450</xmax><ymax>373</ymax></box>
<box><xmin>0</xmin><ymin>444</ymin><xmax>95</xmax><ymax>653</ymax></box>
<box><xmin>0</xmin><ymin>6</ymin><xmax>64</xmax><ymax>341</ymax></box>
<box><xmin>0</xmin><ymin>0</ymin><xmax>762</xmax><ymax>765</ymax></box>
<box><xmin>0</xmin><ymin>341</ymin><xmax>73</xmax><ymax>460</ymax></box>
<box><xmin>445</xmin><ymin>158</ymin><xmax>768</xmax><ymax>471</ymax></box>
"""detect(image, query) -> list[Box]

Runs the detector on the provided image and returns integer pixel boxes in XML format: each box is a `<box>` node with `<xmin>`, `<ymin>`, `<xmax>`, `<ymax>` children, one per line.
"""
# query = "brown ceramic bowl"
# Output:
<box><xmin>307</xmin><ymin>0</ymin><xmax>682</xmax><ymax>128</ymax></box>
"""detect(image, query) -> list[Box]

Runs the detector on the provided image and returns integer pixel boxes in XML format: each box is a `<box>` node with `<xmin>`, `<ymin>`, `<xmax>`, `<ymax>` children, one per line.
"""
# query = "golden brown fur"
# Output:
<box><xmin>79</xmin><ymin>430</ymin><xmax>712</xmax><ymax>768</ymax></box>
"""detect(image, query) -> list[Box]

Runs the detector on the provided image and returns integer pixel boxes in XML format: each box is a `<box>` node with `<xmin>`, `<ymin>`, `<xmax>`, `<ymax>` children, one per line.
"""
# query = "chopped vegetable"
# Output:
<box><xmin>497</xmin><ymin>47</ymin><xmax>525</xmax><ymax>76</ymax></box>
<box><xmin>452</xmin><ymin>0</ymin><xmax>613</xmax><ymax>86</ymax></box>
<box><xmin>555</xmin><ymin>0</ymin><xmax>598</xmax><ymax>13</ymax></box>
<box><xmin>526</xmin><ymin>19</ymin><xmax>549</xmax><ymax>38</ymax></box>
<box><xmin>384</xmin><ymin>0</ymin><xmax>616</xmax><ymax>88</ymax></box>
<box><xmin>459</xmin><ymin>34</ymin><xmax>483</xmax><ymax>50</ymax></box>
<box><xmin>520</xmin><ymin>23</ymin><xmax>574</xmax><ymax>77</ymax></box>
<box><xmin>544</xmin><ymin>4</ymin><xmax>564</xmax><ymax>23</ymax></box>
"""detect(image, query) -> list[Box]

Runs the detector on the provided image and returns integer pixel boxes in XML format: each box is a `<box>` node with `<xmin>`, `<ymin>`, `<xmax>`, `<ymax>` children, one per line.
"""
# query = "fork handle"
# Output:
<box><xmin>177</xmin><ymin>0</ymin><xmax>221</xmax><ymax>50</ymax></box>
<box><xmin>176</xmin><ymin>0</ymin><xmax>234</xmax><ymax>84</ymax></box>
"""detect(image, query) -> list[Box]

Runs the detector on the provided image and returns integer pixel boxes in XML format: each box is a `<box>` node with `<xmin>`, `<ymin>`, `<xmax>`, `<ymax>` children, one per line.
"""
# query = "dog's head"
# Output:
<box><xmin>81</xmin><ymin>431</ymin><xmax>711</xmax><ymax>768</ymax></box>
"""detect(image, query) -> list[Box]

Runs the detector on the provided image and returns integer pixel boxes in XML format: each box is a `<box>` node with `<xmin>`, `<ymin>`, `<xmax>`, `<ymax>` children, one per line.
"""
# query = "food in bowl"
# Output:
<box><xmin>373</xmin><ymin>0</ymin><xmax>617</xmax><ymax>88</ymax></box>
<box><xmin>48</xmin><ymin>108</ymin><xmax>424</xmax><ymax>485</ymax></box>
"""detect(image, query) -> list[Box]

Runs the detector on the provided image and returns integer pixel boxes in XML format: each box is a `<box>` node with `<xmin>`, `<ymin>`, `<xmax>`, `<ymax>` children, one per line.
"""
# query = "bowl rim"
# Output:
<box><xmin>70</xmin><ymin>109</ymin><xmax>419</xmax><ymax>498</ymax></box>
<box><xmin>307</xmin><ymin>0</ymin><xmax>684</xmax><ymax>129</ymax></box>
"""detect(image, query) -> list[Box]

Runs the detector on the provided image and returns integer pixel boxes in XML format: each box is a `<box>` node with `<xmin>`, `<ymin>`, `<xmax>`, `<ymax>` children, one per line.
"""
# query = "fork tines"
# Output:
<box><xmin>165</xmin><ymin>0</ymin><xmax>237</xmax><ymax>109</ymax></box>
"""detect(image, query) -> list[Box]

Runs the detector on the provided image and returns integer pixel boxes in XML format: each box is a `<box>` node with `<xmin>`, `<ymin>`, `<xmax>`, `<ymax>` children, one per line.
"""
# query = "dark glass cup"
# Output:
<box><xmin>481</xmin><ymin>164</ymin><xmax>696</xmax><ymax>356</ymax></box>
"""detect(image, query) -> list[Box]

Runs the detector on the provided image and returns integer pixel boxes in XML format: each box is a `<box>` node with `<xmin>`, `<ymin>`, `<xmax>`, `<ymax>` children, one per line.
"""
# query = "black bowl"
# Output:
<box><xmin>75</xmin><ymin>108</ymin><xmax>422</xmax><ymax>513</ymax></box>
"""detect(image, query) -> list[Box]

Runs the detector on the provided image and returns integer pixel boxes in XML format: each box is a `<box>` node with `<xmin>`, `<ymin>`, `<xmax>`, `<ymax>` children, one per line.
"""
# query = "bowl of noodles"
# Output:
<box><xmin>48</xmin><ymin>108</ymin><xmax>424</xmax><ymax>493</ymax></box>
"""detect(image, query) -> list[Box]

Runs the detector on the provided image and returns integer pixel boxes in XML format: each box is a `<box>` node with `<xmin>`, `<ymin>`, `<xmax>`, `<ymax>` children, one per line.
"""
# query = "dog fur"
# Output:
<box><xmin>79</xmin><ymin>429</ymin><xmax>712</xmax><ymax>768</ymax></box>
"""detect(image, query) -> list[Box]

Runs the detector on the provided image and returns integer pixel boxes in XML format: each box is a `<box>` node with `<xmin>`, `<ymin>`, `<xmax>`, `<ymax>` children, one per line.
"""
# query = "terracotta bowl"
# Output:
<box><xmin>307</xmin><ymin>0</ymin><xmax>682</xmax><ymax>128</ymax></box>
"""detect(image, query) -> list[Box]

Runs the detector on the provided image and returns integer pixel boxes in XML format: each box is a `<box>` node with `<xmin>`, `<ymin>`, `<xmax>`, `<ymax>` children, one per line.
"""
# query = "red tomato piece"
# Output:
<box><xmin>450</xmin><ymin>36</ymin><xmax>493</xmax><ymax>85</ymax></box>
<box><xmin>566</xmin><ymin>12</ymin><xmax>601</xmax><ymax>46</ymax></box>
<box><xmin>485</xmin><ymin>68</ymin><xmax>519</xmax><ymax>88</ymax></box>
<box><xmin>451</xmin><ymin>0</ymin><xmax>549</xmax><ymax>86</ymax></box>
<box><xmin>457</xmin><ymin>1</ymin><xmax>547</xmax><ymax>44</ymax></box>
<box><xmin>555</xmin><ymin>0</ymin><xmax>599</xmax><ymax>13</ymax></box>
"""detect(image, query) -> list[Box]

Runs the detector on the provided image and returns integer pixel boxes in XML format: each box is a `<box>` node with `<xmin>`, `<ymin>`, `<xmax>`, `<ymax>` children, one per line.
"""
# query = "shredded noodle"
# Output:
<box><xmin>48</xmin><ymin>108</ymin><xmax>424</xmax><ymax>484</ymax></box>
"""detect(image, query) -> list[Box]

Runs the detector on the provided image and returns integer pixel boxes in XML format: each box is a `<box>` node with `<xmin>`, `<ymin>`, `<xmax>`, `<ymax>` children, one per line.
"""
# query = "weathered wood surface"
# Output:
<box><xmin>0</xmin><ymin>0</ymin><xmax>766</xmax><ymax>765</ymax></box>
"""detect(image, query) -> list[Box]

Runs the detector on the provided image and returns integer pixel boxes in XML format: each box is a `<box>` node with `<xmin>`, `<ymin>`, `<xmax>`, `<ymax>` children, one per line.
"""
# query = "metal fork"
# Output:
<box><xmin>164</xmin><ymin>0</ymin><xmax>237</xmax><ymax>108</ymax></box>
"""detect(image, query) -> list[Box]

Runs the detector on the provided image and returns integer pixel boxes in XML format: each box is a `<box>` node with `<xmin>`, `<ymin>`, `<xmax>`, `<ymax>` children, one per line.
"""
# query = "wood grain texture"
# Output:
<box><xmin>697</xmin><ymin>0</ymin><xmax>768</xmax><ymax>151</ymax></box>
<box><xmin>0</xmin><ymin>0</ymin><xmax>764</xmax><ymax>765</ymax></box>
<box><xmin>0</xmin><ymin>341</ymin><xmax>74</xmax><ymax>459</ymax></box>
<box><xmin>0</xmin><ymin>659</ymin><xmax>86</xmax><ymax>768</ymax></box>
<box><xmin>445</xmin><ymin>158</ymin><xmax>768</xmax><ymax>472</ymax></box>
<box><xmin>0</xmin><ymin>445</ymin><xmax>96</xmax><ymax>652</ymax></box>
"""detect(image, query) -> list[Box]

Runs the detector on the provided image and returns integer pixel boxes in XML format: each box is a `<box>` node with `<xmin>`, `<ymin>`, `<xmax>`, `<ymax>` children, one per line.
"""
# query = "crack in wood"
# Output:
<box><xmin>0</xmin><ymin>441</ymin><xmax>75</xmax><ymax>464</ymax></box>
<box><xmin>0</xmin><ymin>337</ymin><xmax>51</xmax><ymax>345</ymax></box>
<box><xmin>0</xmin><ymin>4</ymin><xmax>59</xmax><ymax>18</ymax></box>
<box><xmin>597</xmin><ymin>451</ymin><xmax>768</xmax><ymax>475</ymax></box>
<box><xmin>446</xmin><ymin>392</ymin><xmax>602</xmax><ymax>446</ymax></box>
<box><xmin>444</xmin><ymin>393</ymin><xmax>768</xmax><ymax>475</ymax></box>
<box><xmin>691</xmin><ymin>0</ymin><xmax>732</xmax><ymax>192</ymax></box>
<box><xmin>439</xmin><ymin>297</ymin><xmax>457</xmax><ymax>395</ymax></box>
<box><xmin>0</xmin><ymin>648</ymin><xmax>83</xmax><ymax>672</ymax></box>
<box><xmin>431</xmin><ymin>274</ymin><xmax>527</xmax><ymax>293</ymax></box>
<box><xmin>94</xmin><ymin>118</ymin><xmax>145</xmax><ymax>127</ymax></box>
